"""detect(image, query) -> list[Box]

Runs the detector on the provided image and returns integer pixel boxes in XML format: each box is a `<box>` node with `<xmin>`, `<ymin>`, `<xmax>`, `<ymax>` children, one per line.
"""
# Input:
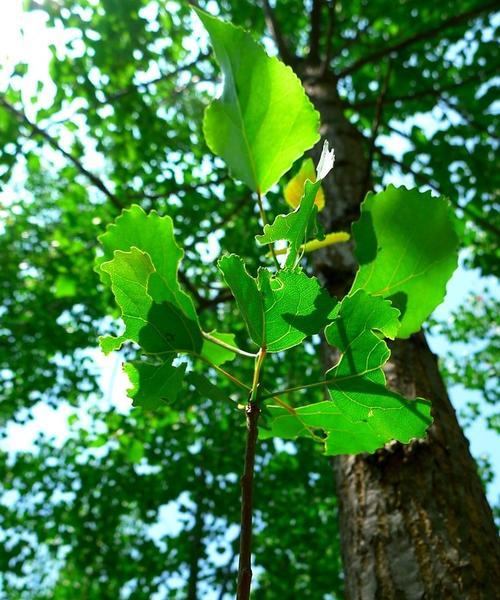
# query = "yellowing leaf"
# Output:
<box><xmin>273</xmin><ymin>231</ymin><xmax>350</xmax><ymax>256</ymax></box>
<box><xmin>284</xmin><ymin>158</ymin><xmax>325</xmax><ymax>211</ymax></box>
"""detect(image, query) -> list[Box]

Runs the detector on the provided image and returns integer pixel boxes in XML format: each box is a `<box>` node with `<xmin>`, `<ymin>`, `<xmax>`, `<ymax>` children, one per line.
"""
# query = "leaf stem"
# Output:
<box><xmin>201</xmin><ymin>330</ymin><xmax>257</xmax><ymax>358</ymax></box>
<box><xmin>237</xmin><ymin>346</ymin><xmax>266</xmax><ymax>600</ymax></box>
<box><xmin>257</xmin><ymin>192</ymin><xmax>280</xmax><ymax>269</ymax></box>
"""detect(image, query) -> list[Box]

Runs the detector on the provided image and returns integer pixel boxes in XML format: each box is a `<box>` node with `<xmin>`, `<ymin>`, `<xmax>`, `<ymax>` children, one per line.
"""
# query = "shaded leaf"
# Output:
<box><xmin>124</xmin><ymin>360</ymin><xmax>186</xmax><ymax>410</ymax></box>
<box><xmin>201</xmin><ymin>330</ymin><xmax>238</xmax><ymax>366</ymax></box>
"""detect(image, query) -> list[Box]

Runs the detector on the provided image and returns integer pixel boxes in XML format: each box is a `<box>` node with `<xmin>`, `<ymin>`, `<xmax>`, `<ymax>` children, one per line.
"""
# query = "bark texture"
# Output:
<box><xmin>300</xmin><ymin>66</ymin><xmax>500</xmax><ymax>599</ymax></box>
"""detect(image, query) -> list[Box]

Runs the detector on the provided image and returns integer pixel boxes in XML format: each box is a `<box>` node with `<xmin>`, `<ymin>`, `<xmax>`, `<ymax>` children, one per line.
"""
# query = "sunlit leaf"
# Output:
<box><xmin>218</xmin><ymin>254</ymin><xmax>336</xmax><ymax>351</ymax></box>
<box><xmin>351</xmin><ymin>185</ymin><xmax>459</xmax><ymax>338</ymax></box>
<box><xmin>256</xmin><ymin>180</ymin><xmax>322</xmax><ymax>269</ymax></box>
<box><xmin>195</xmin><ymin>8</ymin><xmax>320</xmax><ymax>194</ymax></box>
<box><xmin>263</xmin><ymin>291</ymin><xmax>432</xmax><ymax>454</ymax></box>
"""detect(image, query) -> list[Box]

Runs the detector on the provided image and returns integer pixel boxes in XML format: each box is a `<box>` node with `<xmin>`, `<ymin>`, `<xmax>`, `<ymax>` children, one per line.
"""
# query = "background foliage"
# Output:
<box><xmin>0</xmin><ymin>0</ymin><xmax>498</xmax><ymax>597</ymax></box>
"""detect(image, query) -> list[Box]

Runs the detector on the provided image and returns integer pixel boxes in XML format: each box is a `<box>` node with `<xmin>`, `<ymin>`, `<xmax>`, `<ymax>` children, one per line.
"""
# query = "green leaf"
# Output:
<box><xmin>201</xmin><ymin>330</ymin><xmax>238</xmax><ymax>366</ymax></box>
<box><xmin>124</xmin><ymin>360</ymin><xmax>186</xmax><ymax>410</ymax></box>
<box><xmin>99</xmin><ymin>248</ymin><xmax>202</xmax><ymax>355</ymax></box>
<box><xmin>195</xmin><ymin>8</ymin><xmax>320</xmax><ymax>194</ymax></box>
<box><xmin>256</xmin><ymin>180</ymin><xmax>322</xmax><ymax>269</ymax></box>
<box><xmin>97</xmin><ymin>205</ymin><xmax>198</xmax><ymax>326</ymax></box>
<box><xmin>218</xmin><ymin>254</ymin><xmax>336</xmax><ymax>352</ymax></box>
<box><xmin>258</xmin><ymin>268</ymin><xmax>336</xmax><ymax>352</ymax></box>
<box><xmin>262</xmin><ymin>291</ymin><xmax>432</xmax><ymax>454</ymax></box>
<box><xmin>351</xmin><ymin>185</ymin><xmax>459</xmax><ymax>338</ymax></box>
<box><xmin>218</xmin><ymin>254</ymin><xmax>264</xmax><ymax>346</ymax></box>
<box><xmin>260</xmin><ymin>403</ymin><xmax>388</xmax><ymax>454</ymax></box>
<box><xmin>97</xmin><ymin>206</ymin><xmax>204</xmax><ymax>410</ymax></box>
<box><xmin>324</xmin><ymin>291</ymin><xmax>432</xmax><ymax>443</ymax></box>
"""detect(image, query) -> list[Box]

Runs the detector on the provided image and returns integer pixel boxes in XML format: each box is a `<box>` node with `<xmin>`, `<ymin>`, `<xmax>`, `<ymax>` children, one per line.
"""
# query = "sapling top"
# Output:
<box><xmin>95</xmin><ymin>8</ymin><xmax>459</xmax><ymax>599</ymax></box>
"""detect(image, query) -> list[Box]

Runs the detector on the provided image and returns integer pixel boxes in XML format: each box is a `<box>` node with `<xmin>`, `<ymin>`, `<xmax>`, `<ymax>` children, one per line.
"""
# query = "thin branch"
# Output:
<box><xmin>0</xmin><ymin>96</ymin><xmax>123</xmax><ymax>210</ymax></box>
<box><xmin>348</xmin><ymin>66</ymin><xmax>497</xmax><ymax>110</ymax></box>
<box><xmin>363</xmin><ymin>60</ymin><xmax>392</xmax><ymax>196</ymax></box>
<box><xmin>260</xmin><ymin>0</ymin><xmax>293</xmax><ymax>65</ymax></box>
<box><xmin>337</xmin><ymin>2</ymin><xmax>498</xmax><ymax>79</ymax></box>
<box><xmin>308</xmin><ymin>0</ymin><xmax>323</xmax><ymax>63</ymax></box>
<box><xmin>440</xmin><ymin>98</ymin><xmax>499</xmax><ymax>141</ymax></box>
<box><xmin>237</xmin><ymin>347</ymin><xmax>266</xmax><ymax>600</ymax></box>
<box><xmin>322</xmin><ymin>0</ymin><xmax>336</xmax><ymax>73</ymax></box>
<box><xmin>257</xmin><ymin>193</ymin><xmax>280</xmax><ymax>269</ymax></box>
<box><xmin>104</xmin><ymin>53</ymin><xmax>210</xmax><ymax>102</ymax></box>
<box><xmin>377</xmin><ymin>149</ymin><xmax>500</xmax><ymax>237</ymax></box>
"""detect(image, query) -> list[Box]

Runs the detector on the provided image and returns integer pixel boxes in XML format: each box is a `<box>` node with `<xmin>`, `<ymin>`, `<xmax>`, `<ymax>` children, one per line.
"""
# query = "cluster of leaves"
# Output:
<box><xmin>96</xmin><ymin>10</ymin><xmax>458</xmax><ymax>458</ymax></box>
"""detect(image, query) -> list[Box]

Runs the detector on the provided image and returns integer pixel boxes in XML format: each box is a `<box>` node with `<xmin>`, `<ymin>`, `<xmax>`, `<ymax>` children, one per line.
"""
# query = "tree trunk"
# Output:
<box><xmin>301</xmin><ymin>67</ymin><xmax>500</xmax><ymax>599</ymax></box>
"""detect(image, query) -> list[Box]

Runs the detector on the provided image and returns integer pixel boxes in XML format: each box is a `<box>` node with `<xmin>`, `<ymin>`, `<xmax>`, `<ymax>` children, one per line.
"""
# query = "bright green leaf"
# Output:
<box><xmin>260</xmin><ymin>402</ymin><xmax>388</xmax><ymax>454</ymax></box>
<box><xmin>258</xmin><ymin>268</ymin><xmax>336</xmax><ymax>352</ymax></box>
<box><xmin>325</xmin><ymin>290</ymin><xmax>432</xmax><ymax>443</ymax></box>
<box><xmin>99</xmin><ymin>248</ymin><xmax>202</xmax><ymax>355</ymax></box>
<box><xmin>263</xmin><ymin>291</ymin><xmax>432</xmax><ymax>454</ymax></box>
<box><xmin>195</xmin><ymin>8</ymin><xmax>320</xmax><ymax>194</ymax></box>
<box><xmin>351</xmin><ymin>185</ymin><xmax>459</xmax><ymax>338</ymax></box>
<box><xmin>97</xmin><ymin>204</ymin><xmax>198</xmax><ymax>327</ymax></box>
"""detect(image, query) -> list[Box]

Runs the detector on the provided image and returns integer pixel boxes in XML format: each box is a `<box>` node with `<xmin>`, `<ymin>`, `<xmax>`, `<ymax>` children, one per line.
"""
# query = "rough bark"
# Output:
<box><xmin>300</xmin><ymin>66</ymin><xmax>500</xmax><ymax>599</ymax></box>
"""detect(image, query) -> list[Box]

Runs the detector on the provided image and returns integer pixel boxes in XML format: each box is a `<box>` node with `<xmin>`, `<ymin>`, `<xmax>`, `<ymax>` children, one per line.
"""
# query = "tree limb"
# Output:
<box><xmin>363</xmin><ymin>60</ymin><xmax>392</xmax><ymax>196</ymax></box>
<box><xmin>308</xmin><ymin>0</ymin><xmax>323</xmax><ymax>63</ymax></box>
<box><xmin>0</xmin><ymin>96</ymin><xmax>123</xmax><ymax>210</ymax></box>
<box><xmin>260</xmin><ymin>0</ymin><xmax>293</xmax><ymax>65</ymax></box>
<box><xmin>376</xmin><ymin>149</ymin><xmax>500</xmax><ymax>237</ymax></box>
<box><xmin>337</xmin><ymin>2</ymin><xmax>498</xmax><ymax>79</ymax></box>
<box><xmin>322</xmin><ymin>0</ymin><xmax>336</xmax><ymax>73</ymax></box>
<box><xmin>104</xmin><ymin>53</ymin><xmax>210</xmax><ymax>102</ymax></box>
<box><xmin>348</xmin><ymin>65</ymin><xmax>497</xmax><ymax>110</ymax></box>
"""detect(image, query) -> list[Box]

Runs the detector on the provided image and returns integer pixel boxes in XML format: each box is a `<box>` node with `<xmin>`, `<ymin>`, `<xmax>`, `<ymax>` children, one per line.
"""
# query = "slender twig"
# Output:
<box><xmin>261</xmin><ymin>378</ymin><xmax>330</xmax><ymax>401</ymax></box>
<box><xmin>257</xmin><ymin>193</ymin><xmax>280</xmax><ymax>269</ymax></box>
<box><xmin>308</xmin><ymin>0</ymin><xmax>322</xmax><ymax>63</ymax></box>
<box><xmin>377</xmin><ymin>149</ymin><xmax>500</xmax><ymax>237</ymax></box>
<box><xmin>0</xmin><ymin>96</ymin><xmax>123</xmax><ymax>210</ymax></box>
<box><xmin>363</xmin><ymin>60</ymin><xmax>392</xmax><ymax>196</ymax></box>
<box><xmin>347</xmin><ymin>65</ymin><xmax>497</xmax><ymax>110</ymax></box>
<box><xmin>201</xmin><ymin>330</ymin><xmax>257</xmax><ymax>358</ymax></box>
<box><xmin>260</xmin><ymin>0</ymin><xmax>293</xmax><ymax>65</ymax></box>
<box><xmin>237</xmin><ymin>347</ymin><xmax>266</xmax><ymax>600</ymax></box>
<box><xmin>337</xmin><ymin>2</ymin><xmax>497</xmax><ymax>79</ymax></box>
<box><xmin>104</xmin><ymin>53</ymin><xmax>210</xmax><ymax>102</ymax></box>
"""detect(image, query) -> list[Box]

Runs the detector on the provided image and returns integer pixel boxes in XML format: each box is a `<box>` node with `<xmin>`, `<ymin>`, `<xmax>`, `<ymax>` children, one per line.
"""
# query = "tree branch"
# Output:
<box><xmin>337</xmin><ymin>2</ymin><xmax>498</xmax><ymax>78</ymax></box>
<box><xmin>347</xmin><ymin>65</ymin><xmax>497</xmax><ymax>110</ymax></box>
<box><xmin>322</xmin><ymin>0</ymin><xmax>336</xmax><ymax>73</ymax></box>
<box><xmin>0</xmin><ymin>96</ymin><xmax>123</xmax><ymax>210</ymax></box>
<box><xmin>104</xmin><ymin>53</ymin><xmax>210</xmax><ymax>102</ymax></box>
<box><xmin>308</xmin><ymin>0</ymin><xmax>323</xmax><ymax>63</ymax></box>
<box><xmin>363</xmin><ymin>60</ymin><xmax>392</xmax><ymax>196</ymax></box>
<box><xmin>376</xmin><ymin>149</ymin><xmax>500</xmax><ymax>237</ymax></box>
<box><xmin>260</xmin><ymin>0</ymin><xmax>293</xmax><ymax>65</ymax></box>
